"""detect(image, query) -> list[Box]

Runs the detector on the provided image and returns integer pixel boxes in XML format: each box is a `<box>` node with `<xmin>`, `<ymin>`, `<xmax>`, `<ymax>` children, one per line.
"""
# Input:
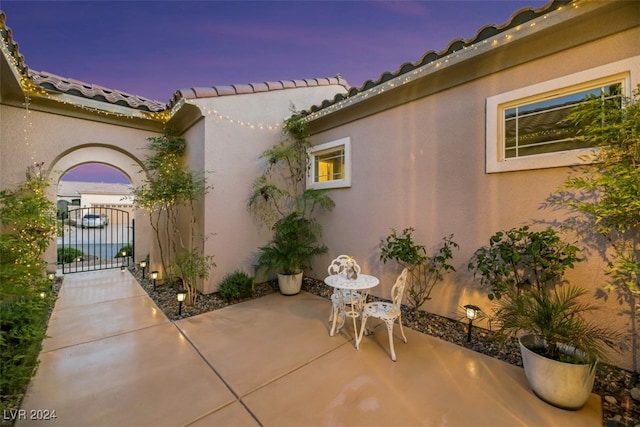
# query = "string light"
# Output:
<box><xmin>188</xmin><ymin>102</ymin><xmax>282</xmax><ymax>132</ymax></box>
<box><xmin>304</xmin><ymin>0</ymin><xmax>588</xmax><ymax>123</ymax></box>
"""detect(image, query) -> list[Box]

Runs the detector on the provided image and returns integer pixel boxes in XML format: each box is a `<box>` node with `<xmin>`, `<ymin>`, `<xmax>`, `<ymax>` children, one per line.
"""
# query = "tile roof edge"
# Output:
<box><xmin>169</xmin><ymin>75</ymin><xmax>350</xmax><ymax>107</ymax></box>
<box><xmin>28</xmin><ymin>70</ymin><xmax>167</xmax><ymax>113</ymax></box>
<box><xmin>302</xmin><ymin>0</ymin><xmax>571</xmax><ymax>117</ymax></box>
<box><xmin>2</xmin><ymin>12</ymin><xmax>168</xmax><ymax>114</ymax></box>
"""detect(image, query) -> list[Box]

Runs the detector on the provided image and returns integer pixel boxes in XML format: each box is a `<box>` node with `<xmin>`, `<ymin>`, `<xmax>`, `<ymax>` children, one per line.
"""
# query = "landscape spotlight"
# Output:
<box><xmin>139</xmin><ymin>260</ymin><xmax>147</xmax><ymax>278</ymax></box>
<box><xmin>151</xmin><ymin>271</ymin><xmax>159</xmax><ymax>290</ymax></box>
<box><xmin>464</xmin><ymin>304</ymin><xmax>481</xmax><ymax>342</ymax></box>
<box><xmin>177</xmin><ymin>288</ymin><xmax>187</xmax><ymax>316</ymax></box>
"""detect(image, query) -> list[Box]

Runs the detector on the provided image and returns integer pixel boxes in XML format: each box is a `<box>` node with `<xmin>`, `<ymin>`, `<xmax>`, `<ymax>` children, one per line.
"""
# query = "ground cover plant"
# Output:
<box><xmin>0</xmin><ymin>164</ymin><xmax>57</xmax><ymax>417</ymax></box>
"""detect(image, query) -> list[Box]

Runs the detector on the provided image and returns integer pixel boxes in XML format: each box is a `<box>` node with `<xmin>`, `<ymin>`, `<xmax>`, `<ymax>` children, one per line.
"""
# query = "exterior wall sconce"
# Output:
<box><xmin>139</xmin><ymin>260</ymin><xmax>147</xmax><ymax>278</ymax></box>
<box><xmin>464</xmin><ymin>304</ymin><xmax>481</xmax><ymax>342</ymax></box>
<box><xmin>177</xmin><ymin>288</ymin><xmax>187</xmax><ymax>316</ymax></box>
<box><xmin>150</xmin><ymin>271</ymin><xmax>159</xmax><ymax>290</ymax></box>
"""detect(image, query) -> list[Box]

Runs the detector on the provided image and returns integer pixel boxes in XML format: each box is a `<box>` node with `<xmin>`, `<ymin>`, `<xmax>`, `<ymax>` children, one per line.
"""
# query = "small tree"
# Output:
<box><xmin>132</xmin><ymin>131</ymin><xmax>214</xmax><ymax>305</ymax></box>
<box><xmin>248</xmin><ymin>113</ymin><xmax>333</xmax><ymax>286</ymax></box>
<box><xmin>380</xmin><ymin>228</ymin><xmax>458</xmax><ymax>313</ymax></box>
<box><xmin>554</xmin><ymin>84</ymin><xmax>640</xmax><ymax>370</ymax></box>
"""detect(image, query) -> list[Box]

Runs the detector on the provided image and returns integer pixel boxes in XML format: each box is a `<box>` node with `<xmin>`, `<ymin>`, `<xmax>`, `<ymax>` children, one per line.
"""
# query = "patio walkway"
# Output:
<box><xmin>16</xmin><ymin>270</ymin><xmax>601</xmax><ymax>426</ymax></box>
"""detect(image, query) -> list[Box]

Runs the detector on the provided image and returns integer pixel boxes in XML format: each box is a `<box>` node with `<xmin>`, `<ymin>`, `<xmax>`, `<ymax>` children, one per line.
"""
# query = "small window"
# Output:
<box><xmin>486</xmin><ymin>58</ymin><xmax>636</xmax><ymax>173</ymax></box>
<box><xmin>307</xmin><ymin>138</ymin><xmax>351</xmax><ymax>190</ymax></box>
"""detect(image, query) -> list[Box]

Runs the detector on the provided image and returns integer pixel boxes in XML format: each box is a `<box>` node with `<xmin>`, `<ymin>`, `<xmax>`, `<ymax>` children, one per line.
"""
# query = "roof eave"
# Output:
<box><xmin>305</xmin><ymin>0</ymin><xmax>597</xmax><ymax>130</ymax></box>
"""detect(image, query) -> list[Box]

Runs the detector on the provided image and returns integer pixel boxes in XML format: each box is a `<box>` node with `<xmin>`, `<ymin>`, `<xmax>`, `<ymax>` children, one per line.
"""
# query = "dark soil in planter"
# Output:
<box><xmin>131</xmin><ymin>267</ymin><xmax>639</xmax><ymax>426</ymax></box>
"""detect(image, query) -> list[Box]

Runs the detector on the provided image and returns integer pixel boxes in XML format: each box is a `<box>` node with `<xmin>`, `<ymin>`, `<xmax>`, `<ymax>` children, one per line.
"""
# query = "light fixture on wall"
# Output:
<box><xmin>151</xmin><ymin>271</ymin><xmax>158</xmax><ymax>291</ymax></box>
<box><xmin>464</xmin><ymin>304</ymin><xmax>481</xmax><ymax>342</ymax></box>
<box><xmin>177</xmin><ymin>288</ymin><xmax>187</xmax><ymax>316</ymax></box>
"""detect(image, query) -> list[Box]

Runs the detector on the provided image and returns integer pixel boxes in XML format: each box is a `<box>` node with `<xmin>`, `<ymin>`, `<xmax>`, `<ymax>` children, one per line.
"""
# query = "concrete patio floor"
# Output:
<box><xmin>16</xmin><ymin>269</ymin><xmax>601</xmax><ymax>426</ymax></box>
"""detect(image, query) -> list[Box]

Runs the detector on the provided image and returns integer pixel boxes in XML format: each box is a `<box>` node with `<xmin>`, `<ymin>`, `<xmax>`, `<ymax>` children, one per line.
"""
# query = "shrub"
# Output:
<box><xmin>218</xmin><ymin>271</ymin><xmax>254</xmax><ymax>301</ymax></box>
<box><xmin>0</xmin><ymin>164</ymin><xmax>56</xmax><ymax>414</ymax></box>
<box><xmin>380</xmin><ymin>228</ymin><xmax>458</xmax><ymax>313</ymax></box>
<box><xmin>57</xmin><ymin>247</ymin><xmax>83</xmax><ymax>264</ymax></box>
<box><xmin>0</xmin><ymin>293</ymin><xmax>52</xmax><ymax>413</ymax></box>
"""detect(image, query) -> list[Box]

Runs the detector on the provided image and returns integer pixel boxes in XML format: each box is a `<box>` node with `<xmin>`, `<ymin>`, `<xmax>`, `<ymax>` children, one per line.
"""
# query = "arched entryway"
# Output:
<box><xmin>46</xmin><ymin>145</ymin><xmax>154</xmax><ymax>274</ymax></box>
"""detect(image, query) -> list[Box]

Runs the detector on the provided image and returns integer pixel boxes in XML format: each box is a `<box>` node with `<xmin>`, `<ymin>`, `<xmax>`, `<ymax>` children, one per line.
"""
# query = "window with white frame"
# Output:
<box><xmin>486</xmin><ymin>58</ymin><xmax>637</xmax><ymax>173</ymax></box>
<box><xmin>307</xmin><ymin>137</ymin><xmax>351</xmax><ymax>190</ymax></box>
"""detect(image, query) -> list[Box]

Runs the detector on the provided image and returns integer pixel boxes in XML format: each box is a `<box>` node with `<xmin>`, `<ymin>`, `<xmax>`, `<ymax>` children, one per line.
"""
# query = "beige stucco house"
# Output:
<box><xmin>1</xmin><ymin>0</ymin><xmax>638</xmax><ymax>370</ymax></box>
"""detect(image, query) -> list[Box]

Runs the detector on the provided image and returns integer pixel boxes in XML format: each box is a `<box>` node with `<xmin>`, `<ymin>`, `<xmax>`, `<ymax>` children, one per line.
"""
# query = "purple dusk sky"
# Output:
<box><xmin>2</xmin><ymin>0</ymin><xmax>548</xmax><ymax>183</ymax></box>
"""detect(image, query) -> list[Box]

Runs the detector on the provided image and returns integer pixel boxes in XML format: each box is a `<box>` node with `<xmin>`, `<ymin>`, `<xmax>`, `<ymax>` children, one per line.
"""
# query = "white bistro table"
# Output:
<box><xmin>324</xmin><ymin>273</ymin><xmax>379</xmax><ymax>344</ymax></box>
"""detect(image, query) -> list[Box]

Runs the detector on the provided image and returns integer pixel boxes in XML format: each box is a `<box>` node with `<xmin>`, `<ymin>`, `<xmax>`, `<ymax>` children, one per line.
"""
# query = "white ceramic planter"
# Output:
<box><xmin>277</xmin><ymin>272</ymin><xmax>303</xmax><ymax>295</ymax></box>
<box><xmin>519</xmin><ymin>334</ymin><xmax>597</xmax><ymax>410</ymax></box>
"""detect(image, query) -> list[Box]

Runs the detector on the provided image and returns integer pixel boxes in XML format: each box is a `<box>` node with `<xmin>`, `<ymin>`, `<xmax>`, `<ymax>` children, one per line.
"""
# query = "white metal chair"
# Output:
<box><xmin>356</xmin><ymin>268</ymin><xmax>409</xmax><ymax>361</ymax></box>
<box><xmin>327</xmin><ymin>255</ymin><xmax>361</xmax><ymax>336</ymax></box>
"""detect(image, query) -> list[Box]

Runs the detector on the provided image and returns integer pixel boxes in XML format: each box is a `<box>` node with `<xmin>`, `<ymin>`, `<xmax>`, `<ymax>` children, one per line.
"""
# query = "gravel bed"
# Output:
<box><xmin>131</xmin><ymin>267</ymin><xmax>639</xmax><ymax>426</ymax></box>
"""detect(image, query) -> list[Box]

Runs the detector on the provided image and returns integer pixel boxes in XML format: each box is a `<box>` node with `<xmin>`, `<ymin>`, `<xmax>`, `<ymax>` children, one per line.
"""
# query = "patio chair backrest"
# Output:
<box><xmin>327</xmin><ymin>255</ymin><xmax>361</xmax><ymax>276</ymax></box>
<box><xmin>390</xmin><ymin>268</ymin><xmax>409</xmax><ymax>312</ymax></box>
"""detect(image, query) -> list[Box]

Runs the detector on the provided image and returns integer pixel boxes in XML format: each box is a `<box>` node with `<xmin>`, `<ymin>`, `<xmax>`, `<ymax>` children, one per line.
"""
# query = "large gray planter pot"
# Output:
<box><xmin>519</xmin><ymin>334</ymin><xmax>597</xmax><ymax>410</ymax></box>
<box><xmin>277</xmin><ymin>272</ymin><xmax>303</xmax><ymax>295</ymax></box>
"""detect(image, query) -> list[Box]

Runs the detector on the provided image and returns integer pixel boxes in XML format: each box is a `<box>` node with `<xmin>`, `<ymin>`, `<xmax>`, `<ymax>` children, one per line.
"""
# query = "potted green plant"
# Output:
<box><xmin>468</xmin><ymin>225</ymin><xmax>619</xmax><ymax>409</ymax></box>
<box><xmin>254</xmin><ymin>212</ymin><xmax>327</xmax><ymax>295</ymax></box>
<box><xmin>248</xmin><ymin>113</ymin><xmax>334</xmax><ymax>294</ymax></box>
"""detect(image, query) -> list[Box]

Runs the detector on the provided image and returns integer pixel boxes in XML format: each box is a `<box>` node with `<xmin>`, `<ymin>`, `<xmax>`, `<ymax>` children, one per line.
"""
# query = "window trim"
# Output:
<box><xmin>486</xmin><ymin>58</ymin><xmax>637</xmax><ymax>173</ymax></box>
<box><xmin>307</xmin><ymin>137</ymin><xmax>351</xmax><ymax>190</ymax></box>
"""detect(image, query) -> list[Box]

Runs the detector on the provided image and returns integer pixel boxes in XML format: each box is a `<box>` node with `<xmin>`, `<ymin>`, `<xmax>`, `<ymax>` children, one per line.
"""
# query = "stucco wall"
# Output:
<box><xmin>307</xmin><ymin>11</ymin><xmax>640</xmax><ymax>370</ymax></box>
<box><xmin>0</xmin><ymin>103</ymin><xmax>161</xmax><ymax>270</ymax></box>
<box><xmin>185</xmin><ymin>84</ymin><xmax>347</xmax><ymax>294</ymax></box>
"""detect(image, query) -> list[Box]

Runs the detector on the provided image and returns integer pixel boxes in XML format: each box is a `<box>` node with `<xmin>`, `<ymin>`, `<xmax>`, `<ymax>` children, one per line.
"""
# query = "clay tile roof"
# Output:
<box><xmin>169</xmin><ymin>77</ymin><xmax>349</xmax><ymax>107</ymax></box>
<box><xmin>249</xmin><ymin>82</ymin><xmax>269</xmax><ymax>93</ymax></box>
<box><xmin>303</xmin><ymin>0</ymin><xmax>570</xmax><ymax>116</ymax></box>
<box><xmin>265</xmin><ymin>81</ymin><xmax>284</xmax><ymax>91</ymax></box>
<box><xmin>192</xmin><ymin>87</ymin><xmax>219</xmax><ymax>98</ymax></box>
<box><xmin>0</xmin><ymin>12</ymin><xmax>28</xmax><ymax>75</ymax></box>
<box><xmin>27</xmin><ymin>70</ymin><xmax>167</xmax><ymax>112</ymax></box>
<box><xmin>231</xmin><ymin>84</ymin><xmax>254</xmax><ymax>94</ymax></box>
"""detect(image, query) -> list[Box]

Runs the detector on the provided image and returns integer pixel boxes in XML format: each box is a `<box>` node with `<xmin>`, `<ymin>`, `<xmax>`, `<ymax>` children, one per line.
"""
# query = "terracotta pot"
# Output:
<box><xmin>277</xmin><ymin>272</ymin><xmax>303</xmax><ymax>295</ymax></box>
<box><xmin>519</xmin><ymin>334</ymin><xmax>596</xmax><ymax>410</ymax></box>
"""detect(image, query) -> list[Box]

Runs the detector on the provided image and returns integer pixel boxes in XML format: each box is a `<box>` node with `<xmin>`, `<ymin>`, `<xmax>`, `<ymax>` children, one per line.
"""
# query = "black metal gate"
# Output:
<box><xmin>61</xmin><ymin>207</ymin><xmax>134</xmax><ymax>273</ymax></box>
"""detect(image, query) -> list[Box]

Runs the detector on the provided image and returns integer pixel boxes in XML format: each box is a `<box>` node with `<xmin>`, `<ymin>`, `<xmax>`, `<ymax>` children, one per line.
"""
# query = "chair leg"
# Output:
<box><xmin>356</xmin><ymin>313</ymin><xmax>369</xmax><ymax>350</ymax></box>
<box><xmin>386</xmin><ymin>320</ymin><xmax>397</xmax><ymax>361</ymax></box>
<box><xmin>398</xmin><ymin>314</ymin><xmax>407</xmax><ymax>343</ymax></box>
<box><xmin>329</xmin><ymin>303</ymin><xmax>339</xmax><ymax>336</ymax></box>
